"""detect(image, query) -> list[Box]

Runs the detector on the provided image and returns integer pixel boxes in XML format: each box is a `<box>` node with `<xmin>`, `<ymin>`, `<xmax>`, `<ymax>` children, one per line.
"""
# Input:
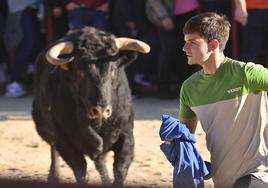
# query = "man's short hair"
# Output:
<box><xmin>183</xmin><ymin>12</ymin><xmax>231</xmax><ymax>51</ymax></box>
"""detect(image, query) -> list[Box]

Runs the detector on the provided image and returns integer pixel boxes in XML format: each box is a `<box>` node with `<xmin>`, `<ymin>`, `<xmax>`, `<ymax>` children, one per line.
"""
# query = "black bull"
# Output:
<box><xmin>32</xmin><ymin>27</ymin><xmax>150</xmax><ymax>186</ymax></box>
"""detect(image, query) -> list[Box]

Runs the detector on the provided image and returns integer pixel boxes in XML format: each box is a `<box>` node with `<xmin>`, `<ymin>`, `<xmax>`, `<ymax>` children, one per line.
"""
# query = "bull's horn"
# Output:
<box><xmin>115</xmin><ymin>38</ymin><xmax>150</xmax><ymax>54</ymax></box>
<box><xmin>46</xmin><ymin>41</ymin><xmax>74</xmax><ymax>65</ymax></box>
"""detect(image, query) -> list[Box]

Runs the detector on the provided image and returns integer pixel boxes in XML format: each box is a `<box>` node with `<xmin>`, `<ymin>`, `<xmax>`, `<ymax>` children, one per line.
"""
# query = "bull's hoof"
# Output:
<box><xmin>47</xmin><ymin>174</ymin><xmax>60</xmax><ymax>183</ymax></box>
<box><xmin>77</xmin><ymin>176</ymin><xmax>88</xmax><ymax>185</ymax></box>
<box><xmin>112</xmin><ymin>181</ymin><xmax>123</xmax><ymax>188</ymax></box>
<box><xmin>101</xmin><ymin>178</ymin><xmax>112</xmax><ymax>186</ymax></box>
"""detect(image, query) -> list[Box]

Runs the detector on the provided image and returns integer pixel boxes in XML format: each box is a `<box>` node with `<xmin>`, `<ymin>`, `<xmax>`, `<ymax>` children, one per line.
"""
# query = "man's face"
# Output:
<box><xmin>183</xmin><ymin>32</ymin><xmax>212</xmax><ymax>66</ymax></box>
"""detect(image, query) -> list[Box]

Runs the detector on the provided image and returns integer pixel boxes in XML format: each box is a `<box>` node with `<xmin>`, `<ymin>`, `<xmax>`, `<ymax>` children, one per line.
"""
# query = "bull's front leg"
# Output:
<box><xmin>56</xmin><ymin>141</ymin><xmax>88</xmax><ymax>185</ymax></box>
<box><xmin>113</xmin><ymin>131</ymin><xmax>135</xmax><ymax>187</ymax></box>
<box><xmin>94</xmin><ymin>153</ymin><xmax>111</xmax><ymax>185</ymax></box>
<box><xmin>78</xmin><ymin>119</ymin><xmax>103</xmax><ymax>159</ymax></box>
<box><xmin>85</xmin><ymin>126</ymin><xmax>103</xmax><ymax>159</ymax></box>
<box><xmin>48</xmin><ymin>144</ymin><xmax>60</xmax><ymax>182</ymax></box>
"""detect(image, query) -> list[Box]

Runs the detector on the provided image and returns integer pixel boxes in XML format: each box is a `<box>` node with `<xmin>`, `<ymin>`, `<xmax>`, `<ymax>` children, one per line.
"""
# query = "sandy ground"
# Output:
<box><xmin>0</xmin><ymin>96</ymin><xmax>214</xmax><ymax>187</ymax></box>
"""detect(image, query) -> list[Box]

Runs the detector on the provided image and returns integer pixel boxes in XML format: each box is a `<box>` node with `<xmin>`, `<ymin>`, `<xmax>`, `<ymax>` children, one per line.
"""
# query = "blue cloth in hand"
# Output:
<box><xmin>159</xmin><ymin>114</ymin><xmax>211</xmax><ymax>188</ymax></box>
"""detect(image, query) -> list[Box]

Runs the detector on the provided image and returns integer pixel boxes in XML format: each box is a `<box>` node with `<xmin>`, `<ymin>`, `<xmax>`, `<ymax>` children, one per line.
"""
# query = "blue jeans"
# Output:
<box><xmin>68</xmin><ymin>7</ymin><xmax>108</xmax><ymax>31</ymax></box>
<box><xmin>240</xmin><ymin>9</ymin><xmax>268</xmax><ymax>66</ymax></box>
<box><xmin>11</xmin><ymin>7</ymin><xmax>38</xmax><ymax>82</ymax></box>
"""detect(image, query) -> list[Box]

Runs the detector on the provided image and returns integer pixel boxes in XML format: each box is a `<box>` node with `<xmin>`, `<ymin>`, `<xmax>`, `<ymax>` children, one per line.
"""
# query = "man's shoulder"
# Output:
<box><xmin>183</xmin><ymin>71</ymin><xmax>202</xmax><ymax>85</ymax></box>
<box><xmin>180</xmin><ymin>71</ymin><xmax>203</xmax><ymax>98</ymax></box>
<box><xmin>180</xmin><ymin>57</ymin><xmax>247</xmax><ymax>91</ymax></box>
<box><xmin>227</xmin><ymin>57</ymin><xmax>267</xmax><ymax>75</ymax></box>
<box><xmin>224</xmin><ymin>57</ymin><xmax>247</xmax><ymax>69</ymax></box>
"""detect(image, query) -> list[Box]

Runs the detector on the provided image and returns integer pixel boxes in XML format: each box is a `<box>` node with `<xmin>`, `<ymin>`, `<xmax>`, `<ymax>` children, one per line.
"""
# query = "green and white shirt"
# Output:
<box><xmin>179</xmin><ymin>57</ymin><xmax>268</xmax><ymax>188</ymax></box>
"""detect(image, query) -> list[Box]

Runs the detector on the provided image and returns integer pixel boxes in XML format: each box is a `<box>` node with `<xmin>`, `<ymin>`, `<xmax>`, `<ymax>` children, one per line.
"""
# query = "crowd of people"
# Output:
<box><xmin>0</xmin><ymin>0</ymin><xmax>267</xmax><ymax>99</ymax></box>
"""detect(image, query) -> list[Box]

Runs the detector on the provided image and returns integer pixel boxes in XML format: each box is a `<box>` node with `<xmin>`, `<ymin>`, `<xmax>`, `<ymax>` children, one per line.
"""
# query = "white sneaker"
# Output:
<box><xmin>5</xmin><ymin>81</ymin><xmax>26</xmax><ymax>97</ymax></box>
<box><xmin>134</xmin><ymin>74</ymin><xmax>151</xmax><ymax>86</ymax></box>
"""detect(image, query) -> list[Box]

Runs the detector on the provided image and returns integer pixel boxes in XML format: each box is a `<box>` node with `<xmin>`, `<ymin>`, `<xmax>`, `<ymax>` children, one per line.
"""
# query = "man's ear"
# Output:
<box><xmin>209</xmin><ymin>39</ymin><xmax>220</xmax><ymax>51</ymax></box>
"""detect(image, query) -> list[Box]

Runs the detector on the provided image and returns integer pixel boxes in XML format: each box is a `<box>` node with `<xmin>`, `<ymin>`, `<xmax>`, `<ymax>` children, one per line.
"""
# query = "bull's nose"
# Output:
<box><xmin>90</xmin><ymin>106</ymin><xmax>112</xmax><ymax>119</ymax></box>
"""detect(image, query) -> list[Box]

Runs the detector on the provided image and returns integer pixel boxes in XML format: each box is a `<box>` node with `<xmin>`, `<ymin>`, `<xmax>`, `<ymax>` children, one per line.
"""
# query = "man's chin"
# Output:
<box><xmin>187</xmin><ymin>60</ymin><xmax>195</xmax><ymax>65</ymax></box>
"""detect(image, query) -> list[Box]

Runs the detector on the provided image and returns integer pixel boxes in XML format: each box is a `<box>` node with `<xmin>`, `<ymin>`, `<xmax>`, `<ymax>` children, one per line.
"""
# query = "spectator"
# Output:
<box><xmin>59</xmin><ymin>0</ymin><xmax>109</xmax><ymax>31</ymax></box>
<box><xmin>200</xmin><ymin>0</ymin><xmax>231</xmax><ymax>14</ymax></box>
<box><xmin>0</xmin><ymin>0</ymin><xmax>8</xmax><ymax>93</ymax></box>
<box><xmin>235</xmin><ymin>0</ymin><xmax>268</xmax><ymax>66</ymax></box>
<box><xmin>109</xmin><ymin>0</ymin><xmax>138</xmax><ymax>95</ymax></box>
<box><xmin>4</xmin><ymin>0</ymin><xmax>44</xmax><ymax>97</ymax></box>
<box><xmin>110</xmin><ymin>0</ymin><xmax>159</xmax><ymax>97</ymax></box>
<box><xmin>133</xmin><ymin>0</ymin><xmax>159</xmax><ymax>88</ymax></box>
<box><xmin>146</xmin><ymin>0</ymin><xmax>200</xmax><ymax>98</ymax></box>
<box><xmin>172</xmin><ymin>0</ymin><xmax>200</xmax><ymax>84</ymax></box>
<box><xmin>146</xmin><ymin>0</ymin><xmax>177</xmax><ymax>98</ymax></box>
<box><xmin>110</xmin><ymin>0</ymin><xmax>136</xmax><ymax>37</ymax></box>
<box><xmin>46</xmin><ymin>0</ymin><xmax>69</xmax><ymax>43</ymax></box>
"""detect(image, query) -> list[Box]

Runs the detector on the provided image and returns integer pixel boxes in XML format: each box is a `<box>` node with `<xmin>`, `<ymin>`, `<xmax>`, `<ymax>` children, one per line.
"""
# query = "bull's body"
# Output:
<box><xmin>32</xmin><ymin>27</ymin><xmax>149</xmax><ymax>186</ymax></box>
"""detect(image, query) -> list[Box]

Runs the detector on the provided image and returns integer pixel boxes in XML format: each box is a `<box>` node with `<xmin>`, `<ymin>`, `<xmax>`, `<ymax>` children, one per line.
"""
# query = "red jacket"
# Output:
<box><xmin>60</xmin><ymin>0</ymin><xmax>107</xmax><ymax>9</ymax></box>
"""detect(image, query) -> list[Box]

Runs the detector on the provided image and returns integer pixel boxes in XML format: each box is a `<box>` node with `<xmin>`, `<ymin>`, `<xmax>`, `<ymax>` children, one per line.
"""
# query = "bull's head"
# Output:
<box><xmin>45</xmin><ymin>27</ymin><xmax>150</xmax><ymax>120</ymax></box>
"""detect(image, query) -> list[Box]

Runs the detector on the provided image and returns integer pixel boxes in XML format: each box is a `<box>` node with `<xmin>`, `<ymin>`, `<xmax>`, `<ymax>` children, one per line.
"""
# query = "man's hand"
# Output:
<box><xmin>180</xmin><ymin>116</ymin><xmax>198</xmax><ymax>134</ymax></box>
<box><xmin>96</xmin><ymin>2</ymin><xmax>109</xmax><ymax>12</ymax></box>
<box><xmin>161</xmin><ymin>17</ymin><xmax>174</xmax><ymax>30</ymax></box>
<box><xmin>52</xmin><ymin>7</ymin><xmax>63</xmax><ymax>17</ymax></box>
<box><xmin>234</xmin><ymin>0</ymin><xmax>248</xmax><ymax>26</ymax></box>
<box><xmin>164</xmin><ymin>140</ymin><xmax>173</xmax><ymax>144</ymax></box>
<box><xmin>66</xmin><ymin>2</ymin><xmax>79</xmax><ymax>11</ymax></box>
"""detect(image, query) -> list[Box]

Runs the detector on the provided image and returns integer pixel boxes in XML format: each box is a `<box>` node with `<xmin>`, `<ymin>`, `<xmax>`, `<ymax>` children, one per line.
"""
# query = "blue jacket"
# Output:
<box><xmin>159</xmin><ymin>114</ymin><xmax>211</xmax><ymax>188</ymax></box>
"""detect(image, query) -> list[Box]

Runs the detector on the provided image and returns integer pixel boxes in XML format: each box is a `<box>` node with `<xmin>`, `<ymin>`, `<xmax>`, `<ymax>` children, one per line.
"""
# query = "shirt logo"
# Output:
<box><xmin>227</xmin><ymin>87</ymin><xmax>242</xmax><ymax>94</ymax></box>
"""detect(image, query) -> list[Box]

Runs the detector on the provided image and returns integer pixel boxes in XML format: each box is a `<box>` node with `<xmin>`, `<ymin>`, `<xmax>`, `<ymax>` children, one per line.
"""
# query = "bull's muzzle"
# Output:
<box><xmin>89</xmin><ymin>106</ymin><xmax>112</xmax><ymax>119</ymax></box>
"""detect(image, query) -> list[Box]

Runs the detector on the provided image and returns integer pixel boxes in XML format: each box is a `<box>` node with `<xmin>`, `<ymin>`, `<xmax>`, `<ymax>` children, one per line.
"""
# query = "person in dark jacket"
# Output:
<box><xmin>59</xmin><ymin>0</ymin><xmax>109</xmax><ymax>31</ymax></box>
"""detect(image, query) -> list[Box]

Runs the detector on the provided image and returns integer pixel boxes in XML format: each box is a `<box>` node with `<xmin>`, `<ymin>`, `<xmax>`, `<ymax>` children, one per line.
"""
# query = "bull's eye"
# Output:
<box><xmin>110</xmin><ymin>64</ymin><xmax>116</xmax><ymax>78</ymax></box>
<box><xmin>111</xmin><ymin>69</ymin><xmax>115</xmax><ymax>78</ymax></box>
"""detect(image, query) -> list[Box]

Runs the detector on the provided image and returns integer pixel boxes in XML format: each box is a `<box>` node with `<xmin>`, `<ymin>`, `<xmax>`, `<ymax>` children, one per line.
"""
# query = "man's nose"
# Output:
<box><xmin>182</xmin><ymin>43</ymin><xmax>187</xmax><ymax>52</ymax></box>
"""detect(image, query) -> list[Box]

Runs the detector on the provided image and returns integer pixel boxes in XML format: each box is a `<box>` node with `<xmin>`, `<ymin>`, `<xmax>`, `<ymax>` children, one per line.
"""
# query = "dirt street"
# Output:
<box><xmin>0</xmin><ymin>96</ymin><xmax>213</xmax><ymax>187</ymax></box>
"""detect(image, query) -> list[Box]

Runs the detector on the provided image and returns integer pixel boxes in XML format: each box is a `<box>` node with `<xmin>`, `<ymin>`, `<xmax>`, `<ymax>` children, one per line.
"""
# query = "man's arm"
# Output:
<box><xmin>234</xmin><ymin>0</ymin><xmax>248</xmax><ymax>26</ymax></box>
<box><xmin>146</xmin><ymin>0</ymin><xmax>173</xmax><ymax>30</ymax></box>
<box><xmin>179</xmin><ymin>83</ymin><xmax>198</xmax><ymax>134</ymax></box>
<box><xmin>245</xmin><ymin>62</ymin><xmax>268</xmax><ymax>91</ymax></box>
<box><xmin>180</xmin><ymin>116</ymin><xmax>198</xmax><ymax>134</ymax></box>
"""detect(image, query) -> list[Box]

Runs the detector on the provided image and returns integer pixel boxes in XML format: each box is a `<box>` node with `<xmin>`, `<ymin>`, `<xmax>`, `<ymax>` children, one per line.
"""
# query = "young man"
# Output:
<box><xmin>179</xmin><ymin>12</ymin><xmax>268</xmax><ymax>187</ymax></box>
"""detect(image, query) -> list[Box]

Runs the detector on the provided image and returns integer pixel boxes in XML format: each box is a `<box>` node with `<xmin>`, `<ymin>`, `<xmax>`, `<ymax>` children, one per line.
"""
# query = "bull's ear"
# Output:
<box><xmin>116</xmin><ymin>51</ymin><xmax>138</xmax><ymax>68</ymax></box>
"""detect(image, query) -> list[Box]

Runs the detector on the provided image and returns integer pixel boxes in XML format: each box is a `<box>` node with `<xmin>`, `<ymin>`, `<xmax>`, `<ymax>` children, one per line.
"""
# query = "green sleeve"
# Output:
<box><xmin>179</xmin><ymin>84</ymin><xmax>196</xmax><ymax>119</ymax></box>
<box><xmin>245</xmin><ymin>63</ymin><xmax>268</xmax><ymax>91</ymax></box>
